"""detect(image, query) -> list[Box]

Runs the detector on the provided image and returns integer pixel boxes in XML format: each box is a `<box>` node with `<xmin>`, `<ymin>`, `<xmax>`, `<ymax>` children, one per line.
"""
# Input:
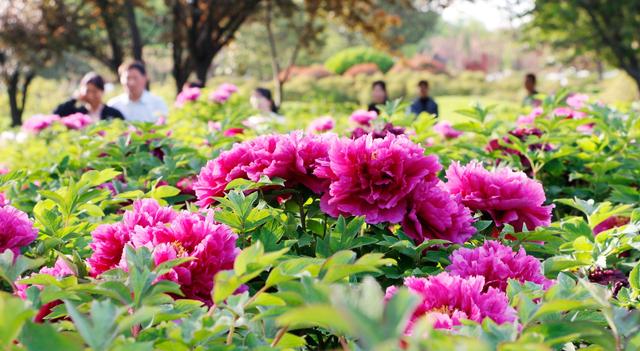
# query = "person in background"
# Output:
<box><xmin>108</xmin><ymin>61</ymin><xmax>168</xmax><ymax>123</ymax></box>
<box><xmin>368</xmin><ymin>80</ymin><xmax>388</xmax><ymax>114</ymax></box>
<box><xmin>245</xmin><ymin>87</ymin><xmax>284</xmax><ymax>132</ymax></box>
<box><xmin>409</xmin><ymin>80</ymin><xmax>438</xmax><ymax>117</ymax></box>
<box><xmin>54</xmin><ymin>72</ymin><xmax>124</xmax><ymax>122</ymax></box>
<box><xmin>523</xmin><ymin>73</ymin><xmax>541</xmax><ymax>106</ymax></box>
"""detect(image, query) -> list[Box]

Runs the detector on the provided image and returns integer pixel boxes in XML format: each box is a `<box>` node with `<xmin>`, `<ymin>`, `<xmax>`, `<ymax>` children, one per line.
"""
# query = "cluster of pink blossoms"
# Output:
<box><xmin>447</xmin><ymin>240</ymin><xmax>553</xmax><ymax>291</ymax></box>
<box><xmin>194</xmin><ymin>132</ymin><xmax>332</xmax><ymax>207</ymax></box>
<box><xmin>195</xmin><ymin>132</ymin><xmax>478</xmax><ymax>244</ymax></box>
<box><xmin>22</xmin><ymin>113</ymin><xmax>93</xmax><ymax>134</ymax></box>
<box><xmin>209</xmin><ymin>83</ymin><xmax>238</xmax><ymax>104</ymax></box>
<box><xmin>0</xmin><ymin>205</ymin><xmax>38</xmax><ymax>255</ymax></box>
<box><xmin>433</xmin><ymin>121</ymin><xmax>463</xmax><ymax>139</ymax></box>
<box><xmin>387</xmin><ymin>240</ymin><xmax>550</xmax><ymax>333</ymax></box>
<box><xmin>175</xmin><ymin>87</ymin><xmax>201</xmax><ymax>107</ymax></box>
<box><xmin>349</xmin><ymin>110</ymin><xmax>378</xmax><ymax>126</ymax></box>
<box><xmin>88</xmin><ymin>199</ymin><xmax>239</xmax><ymax>304</ymax></box>
<box><xmin>386</xmin><ymin>273</ymin><xmax>516</xmax><ymax>333</ymax></box>
<box><xmin>306</xmin><ymin>116</ymin><xmax>335</xmax><ymax>134</ymax></box>
<box><xmin>445</xmin><ymin>161</ymin><xmax>553</xmax><ymax>231</ymax></box>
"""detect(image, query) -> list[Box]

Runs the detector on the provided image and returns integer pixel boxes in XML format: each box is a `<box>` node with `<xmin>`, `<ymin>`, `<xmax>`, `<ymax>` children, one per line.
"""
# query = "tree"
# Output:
<box><xmin>526</xmin><ymin>0</ymin><xmax>640</xmax><ymax>94</ymax></box>
<box><xmin>0</xmin><ymin>1</ymin><xmax>67</xmax><ymax>126</ymax></box>
<box><xmin>167</xmin><ymin>0</ymin><xmax>262</xmax><ymax>91</ymax></box>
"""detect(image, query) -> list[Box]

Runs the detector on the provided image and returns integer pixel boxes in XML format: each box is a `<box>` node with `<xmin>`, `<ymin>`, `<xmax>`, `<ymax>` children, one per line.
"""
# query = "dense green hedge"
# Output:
<box><xmin>324</xmin><ymin>46</ymin><xmax>395</xmax><ymax>75</ymax></box>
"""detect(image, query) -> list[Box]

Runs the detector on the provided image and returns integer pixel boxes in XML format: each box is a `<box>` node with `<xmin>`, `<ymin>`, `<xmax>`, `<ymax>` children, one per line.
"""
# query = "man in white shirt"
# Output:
<box><xmin>108</xmin><ymin>61</ymin><xmax>168</xmax><ymax>123</ymax></box>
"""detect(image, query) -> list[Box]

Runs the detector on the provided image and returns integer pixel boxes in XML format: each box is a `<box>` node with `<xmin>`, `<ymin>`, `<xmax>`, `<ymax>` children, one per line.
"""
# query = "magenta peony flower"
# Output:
<box><xmin>567</xmin><ymin>93</ymin><xmax>588</xmax><ymax>109</ymax></box>
<box><xmin>175</xmin><ymin>87</ymin><xmax>201</xmax><ymax>107</ymax></box>
<box><xmin>553</xmin><ymin>107</ymin><xmax>587</xmax><ymax>119</ymax></box>
<box><xmin>89</xmin><ymin>199</ymin><xmax>238</xmax><ymax>304</ymax></box>
<box><xmin>315</xmin><ymin>134</ymin><xmax>440</xmax><ymax>224</ymax></box>
<box><xmin>402</xmin><ymin>181</ymin><xmax>475</xmax><ymax>244</ymax></box>
<box><xmin>593</xmin><ymin>216</ymin><xmax>630</xmax><ymax>235</ymax></box>
<box><xmin>22</xmin><ymin>114</ymin><xmax>60</xmax><ymax>133</ymax></box>
<box><xmin>223</xmin><ymin>128</ymin><xmax>244</xmax><ymax>137</ymax></box>
<box><xmin>433</xmin><ymin>121</ymin><xmax>463</xmax><ymax>139</ymax></box>
<box><xmin>194</xmin><ymin>133</ymin><xmax>330</xmax><ymax>207</ymax></box>
<box><xmin>0</xmin><ymin>205</ymin><xmax>38</xmax><ymax>255</ymax></box>
<box><xmin>447</xmin><ymin>240</ymin><xmax>553</xmax><ymax>291</ymax></box>
<box><xmin>218</xmin><ymin>83</ymin><xmax>238</xmax><ymax>94</ymax></box>
<box><xmin>210</xmin><ymin>89</ymin><xmax>231</xmax><ymax>104</ymax></box>
<box><xmin>88</xmin><ymin>223</ymin><xmax>131</xmax><ymax>276</ymax></box>
<box><xmin>385</xmin><ymin>273</ymin><xmax>516</xmax><ymax>333</ymax></box>
<box><xmin>445</xmin><ymin>161</ymin><xmax>553</xmax><ymax>231</ymax></box>
<box><xmin>349</xmin><ymin>109</ymin><xmax>377</xmax><ymax>126</ymax></box>
<box><xmin>307</xmin><ymin>116</ymin><xmax>335</xmax><ymax>133</ymax></box>
<box><xmin>16</xmin><ymin>257</ymin><xmax>75</xmax><ymax>299</ymax></box>
<box><xmin>516</xmin><ymin>107</ymin><xmax>544</xmax><ymax>127</ymax></box>
<box><xmin>61</xmin><ymin>113</ymin><xmax>92</xmax><ymax>130</ymax></box>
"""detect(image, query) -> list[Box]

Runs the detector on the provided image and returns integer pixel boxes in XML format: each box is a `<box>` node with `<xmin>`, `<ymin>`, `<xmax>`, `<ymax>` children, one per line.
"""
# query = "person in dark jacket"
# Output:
<box><xmin>54</xmin><ymin>72</ymin><xmax>124</xmax><ymax>121</ymax></box>
<box><xmin>367</xmin><ymin>80</ymin><xmax>389</xmax><ymax>114</ymax></box>
<box><xmin>409</xmin><ymin>80</ymin><xmax>438</xmax><ymax>117</ymax></box>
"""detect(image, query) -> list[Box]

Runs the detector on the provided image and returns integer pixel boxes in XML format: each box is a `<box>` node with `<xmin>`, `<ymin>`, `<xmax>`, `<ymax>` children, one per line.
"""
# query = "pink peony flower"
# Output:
<box><xmin>16</xmin><ymin>257</ymin><xmax>75</xmax><ymax>299</ymax></box>
<box><xmin>0</xmin><ymin>205</ymin><xmax>38</xmax><ymax>255</ymax></box>
<box><xmin>175</xmin><ymin>87</ymin><xmax>201</xmax><ymax>107</ymax></box>
<box><xmin>89</xmin><ymin>199</ymin><xmax>239</xmax><ymax>304</ymax></box>
<box><xmin>567</xmin><ymin>93</ymin><xmax>588</xmax><ymax>109</ymax></box>
<box><xmin>22</xmin><ymin>114</ymin><xmax>60</xmax><ymax>133</ymax></box>
<box><xmin>516</xmin><ymin>107</ymin><xmax>544</xmax><ymax>127</ymax></box>
<box><xmin>218</xmin><ymin>83</ymin><xmax>238</xmax><ymax>94</ymax></box>
<box><xmin>433</xmin><ymin>121</ymin><xmax>463</xmax><ymax>139</ymax></box>
<box><xmin>553</xmin><ymin>107</ymin><xmax>587</xmax><ymax>119</ymax></box>
<box><xmin>445</xmin><ymin>161</ymin><xmax>553</xmax><ymax>231</ymax></box>
<box><xmin>210</xmin><ymin>89</ymin><xmax>231</xmax><ymax>104</ymax></box>
<box><xmin>593</xmin><ymin>216</ymin><xmax>630</xmax><ymax>235</ymax></box>
<box><xmin>385</xmin><ymin>273</ymin><xmax>516</xmax><ymax>333</ymax></box>
<box><xmin>315</xmin><ymin>134</ymin><xmax>440</xmax><ymax>224</ymax></box>
<box><xmin>307</xmin><ymin>116</ymin><xmax>335</xmax><ymax>133</ymax></box>
<box><xmin>349</xmin><ymin>109</ymin><xmax>377</xmax><ymax>126</ymax></box>
<box><xmin>195</xmin><ymin>133</ymin><xmax>330</xmax><ymax>207</ymax></box>
<box><xmin>131</xmin><ymin>211</ymin><xmax>239</xmax><ymax>302</ymax></box>
<box><xmin>223</xmin><ymin>128</ymin><xmax>244</xmax><ymax>137</ymax></box>
<box><xmin>447</xmin><ymin>240</ymin><xmax>553</xmax><ymax>291</ymax></box>
<box><xmin>402</xmin><ymin>181</ymin><xmax>476</xmax><ymax>244</ymax></box>
<box><xmin>88</xmin><ymin>223</ymin><xmax>131</xmax><ymax>276</ymax></box>
<box><xmin>61</xmin><ymin>113</ymin><xmax>92</xmax><ymax>130</ymax></box>
<box><xmin>176</xmin><ymin>176</ymin><xmax>196</xmax><ymax>196</ymax></box>
<box><xmin>0</xmin><ymin>193</ymin><xmax>7</xmax><ymax>207</ymax></box>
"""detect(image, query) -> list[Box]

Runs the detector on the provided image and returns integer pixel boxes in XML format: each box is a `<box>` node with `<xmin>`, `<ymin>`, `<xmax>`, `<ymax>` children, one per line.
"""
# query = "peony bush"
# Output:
<box><xmin>1</xmin><ymin>89</ymin><xmax>640</xmax><ymax>350</ymax></box>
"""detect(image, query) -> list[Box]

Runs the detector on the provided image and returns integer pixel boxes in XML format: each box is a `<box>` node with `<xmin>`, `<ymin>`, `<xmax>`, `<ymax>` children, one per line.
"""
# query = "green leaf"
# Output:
<box><xmin>19</xmin><ymin>321</ymin><xmax>83</xmax><ymax>351</ymax></box>
<box><xmin>0</xmin><ymin>292</ymin><xmax>35</xmax><ymax>348</ymax></box>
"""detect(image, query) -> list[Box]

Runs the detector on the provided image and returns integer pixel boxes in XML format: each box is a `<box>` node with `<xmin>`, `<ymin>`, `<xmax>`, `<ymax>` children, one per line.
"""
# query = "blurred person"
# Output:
<box><xmin>368</xmin><ymin>80</ymin><xmax>388</xmax><ymax>114</ymax></box>
<box><xmin>54</xmin><ymin>72</ymin><xmax>124</xmax><ymax>122</ymax></box>
<box><xmin>523</xmin><ymin>73</ymin><xmax>541</xmax><ymax>107</ymax></box>
<box><xmin>245</xmin><ymin>87</ymin><xmax>284</xmax><ymax>132</ymax></box>
<box><xmin>108</xmin><ymin>61</ymin><xmax>168</xmax><ymax>123</ymax></box>
<box><xmin>409</xmin><ymin>80</ymin><xmax>438</xmax><ymax>117</ymax></box>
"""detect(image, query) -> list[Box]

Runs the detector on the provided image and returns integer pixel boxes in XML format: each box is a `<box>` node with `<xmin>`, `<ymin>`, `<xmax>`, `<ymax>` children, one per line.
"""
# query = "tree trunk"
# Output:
<box><xmin>194</xmin><ymin>60</ymin><xmax>210</xmax><ymax>85</ymax></box>
<box><xmin>169</xmin><ymin>0</ymin><xmax>190</xmax><ymax>93</ymax></box>
<box><xmin>124</xmin><ymin>0</ymin><xmax>144</xmax><ymax>62</ymax></box>
<box><xmin>264</xmin><ymin>0</ymin><xmax>282</xmax><ymax>106</ymax></box>
<box><xmin>6</xmin><ymin>70</ymin><xmax>34</xmax><ymax>127</ymax></box>
<box><xmin>96</xmin><ymin>0</ymin><xmax>124</xmax><ymax>74</ymax></box>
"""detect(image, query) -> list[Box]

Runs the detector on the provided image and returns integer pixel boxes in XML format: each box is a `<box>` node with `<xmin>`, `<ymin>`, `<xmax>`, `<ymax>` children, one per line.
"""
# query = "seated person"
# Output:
<box><xmin>54</xmin><ymin>72</ymin><xmax>124</xmax><ymax>121</ymax></box>
<box><xmin>108</xmin><ymin>61</ymin><xmax>168</xmax><ymax>123</ymax></box>
<box><xmin>409</xmin><ymin>80</ymin><xmax>438</xmax><ymax>117</ymax></box>
<box><xmin>367</xmin><ymin>80</ymin><xmax>389</xmax><ymax>114</ymax></box>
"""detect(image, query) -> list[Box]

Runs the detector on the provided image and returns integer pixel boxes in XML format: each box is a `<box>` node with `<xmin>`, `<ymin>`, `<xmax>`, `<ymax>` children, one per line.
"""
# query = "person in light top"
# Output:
<box><xmin>108</xmin><ymin>61</ymin><xmax>168</xmax><ymax>123</ymax></box>
<box><xmin>54</xmin><ymin>72</ymin><xmax>124</xmax><ymax>122</ymax></box>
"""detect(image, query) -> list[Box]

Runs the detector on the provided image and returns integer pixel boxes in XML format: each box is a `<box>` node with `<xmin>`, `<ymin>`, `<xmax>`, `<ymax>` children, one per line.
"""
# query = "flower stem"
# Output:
<box><xmin>271</xmin><ymin>325</ymin><xmax>289</xmax><ymax>347</ymax></box>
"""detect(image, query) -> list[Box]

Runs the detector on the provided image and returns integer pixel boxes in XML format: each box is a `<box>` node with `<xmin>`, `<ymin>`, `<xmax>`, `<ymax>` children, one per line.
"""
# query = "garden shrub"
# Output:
<box><xmin>324</xmin><ymin>46</ymin><xmax>395</xmax><ymax>75</ymax></box>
